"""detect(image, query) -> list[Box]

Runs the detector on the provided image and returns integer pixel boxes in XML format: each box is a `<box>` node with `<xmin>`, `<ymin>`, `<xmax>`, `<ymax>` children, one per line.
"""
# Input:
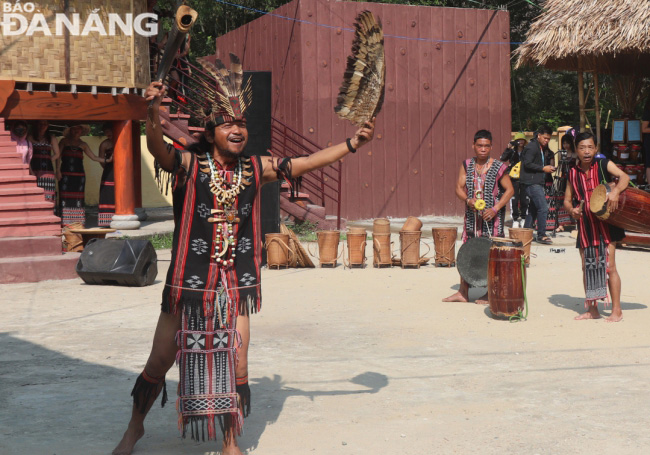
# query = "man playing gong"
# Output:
<box><xmin>112</xmin><ymin>55</ymin><xmax>375</xmax><ymax>455</ymax></box>
<box><xmin>563</xmin><ymin>132</ymin><xmax>628</xmax><ymax>322</ymax></box>
<box><xmin>444</xmin><ymin>130</ymin><xmax>514</xmax><ymax>304</ymax></box>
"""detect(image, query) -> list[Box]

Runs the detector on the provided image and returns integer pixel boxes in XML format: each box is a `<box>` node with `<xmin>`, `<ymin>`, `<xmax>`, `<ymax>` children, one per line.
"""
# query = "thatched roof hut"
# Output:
<box><xmin>515</xmin><ymin>0</ymin><xmax>650</xmax><ymax>76</ymax></box>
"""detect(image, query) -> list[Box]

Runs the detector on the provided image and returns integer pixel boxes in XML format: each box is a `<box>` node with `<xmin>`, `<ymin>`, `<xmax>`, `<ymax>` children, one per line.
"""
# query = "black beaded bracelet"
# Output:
<box><xmin>346</xmin><ymin>138</ymin><xmax>357</xmax><ymax>153</ymax></box>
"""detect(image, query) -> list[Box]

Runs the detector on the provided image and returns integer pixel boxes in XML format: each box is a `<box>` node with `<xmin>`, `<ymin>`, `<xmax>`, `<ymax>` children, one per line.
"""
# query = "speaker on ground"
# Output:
<box><xmin>76</xmin><ymin>238</ymin><xmax>158</xmax><ymax>286</ymax></box>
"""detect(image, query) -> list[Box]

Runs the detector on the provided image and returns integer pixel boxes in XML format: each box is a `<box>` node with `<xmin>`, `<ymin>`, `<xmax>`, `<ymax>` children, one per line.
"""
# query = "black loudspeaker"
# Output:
<box><xmin>76</xmin><ymin>239</ymin><xmax>158</xmax><ymax>286</ymax></box>
<box><xmin>243</xmin><ymin>71</ymin><xmax>280</xmax><ymax>266</ymax></box>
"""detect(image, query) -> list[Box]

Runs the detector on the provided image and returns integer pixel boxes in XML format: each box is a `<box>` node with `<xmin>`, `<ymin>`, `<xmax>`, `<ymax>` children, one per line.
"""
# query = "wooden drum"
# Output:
<box><xmin>589</xmin><ymin>184</ymin><xmax>650</xmax><ymax>234</ymax></box>
<box><xmin>508</xmin><ymin>227</ymin><xmax>533</xmax><ymax>266</ymax></box>
<box><xmin>432</xmin><ymin>227</ymin><xmax>457</xmax><ymax>267</ymax></box>
<box><xmin>487</xmin><ymin>237</ymin><xmax>526</xmax><ymax>318</ymax></box>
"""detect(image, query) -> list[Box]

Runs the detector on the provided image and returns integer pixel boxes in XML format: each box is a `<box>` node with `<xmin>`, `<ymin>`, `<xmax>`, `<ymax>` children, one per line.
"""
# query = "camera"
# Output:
<box><xmin>508</xmin><ymin>140</ymin><xmax>519</xmax><ymax>149</ymax></box>
<box><xmin>559</xmin><ymin>149</ymin><xmax>569</xmax><ymax>161</ymax></box>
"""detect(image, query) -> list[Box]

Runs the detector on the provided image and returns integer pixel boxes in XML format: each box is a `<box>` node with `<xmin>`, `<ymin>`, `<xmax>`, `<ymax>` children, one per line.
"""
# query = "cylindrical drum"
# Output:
<box><xmin>316</xmin><ymin>230</ymin><xmax>341</xmax><ymax>267</ymax></box>
<box><xmin>373</xmin><ymin>218</ymin><xmax>391</xmax><ymax>234</ymax></box>
<box><xmin>432</xmin><ymin>227</ymin><xmax>457</xmax><ymax>267</ymax></box>
<box><xmin>508</xmin><ymin>227</ymin><xmax>534</xmax><ymax>266</ymax></box>
<box><xmin>373</xmin><ymin>233</ymin><xmax>392</xmax><ymax>267</ymax></box>
<box><xmin>590</xmin><ymin>184</ymin><xmax>650</xmax><ymax>234</ymax></box>
<box><xmin>401</xmin><ymin>216</ymin><xmax>423</xmax><ymax>232</ymax></box>
<box><xmin>265</xmin><ymin>233</ymin><xmax>291</xmax><ymax>269</ymax></box>
<box><xmin>399</xmin><ymin>230</ymin><xmax>421</xmax><ymax>268</ymax></box>
<box><xmin>346</xmin><ymin>232</ymin><xmax>367</xmax><ymax>267</ymax></box>
<box><xmin>488</xmin><ymin>237</ymin><xmax>525</xmax><ymax>318</ymax></box>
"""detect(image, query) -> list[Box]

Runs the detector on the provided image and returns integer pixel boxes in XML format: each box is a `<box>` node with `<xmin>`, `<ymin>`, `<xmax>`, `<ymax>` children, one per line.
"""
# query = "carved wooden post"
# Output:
<box><xmin>111</xmin><ymin>120</ymin><xmax>140</xmax><ymax>229</ymax></box>
<box><xmin>132</xmin><ymin>121</ymin><xmax>147</xmax><ymax>221</ymax></box>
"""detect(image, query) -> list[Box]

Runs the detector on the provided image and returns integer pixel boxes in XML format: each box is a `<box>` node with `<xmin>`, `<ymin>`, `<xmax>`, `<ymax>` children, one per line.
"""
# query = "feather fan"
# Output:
<box><xmin>334</xmin><ymin>11</ymin><xmax>385</xmax><ymax>127</ymax></box>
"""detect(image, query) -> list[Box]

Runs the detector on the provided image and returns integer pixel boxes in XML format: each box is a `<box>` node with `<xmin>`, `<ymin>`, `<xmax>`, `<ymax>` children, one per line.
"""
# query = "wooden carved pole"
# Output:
<box><xmin>111</xmin><ymin>120</ymin><xmax>140</xmax><ymax>229</ymax></box>
<box><xmin>132</xmin><ymin>120</ymin><xmax>146</xmax><ymax>220</ymax></box>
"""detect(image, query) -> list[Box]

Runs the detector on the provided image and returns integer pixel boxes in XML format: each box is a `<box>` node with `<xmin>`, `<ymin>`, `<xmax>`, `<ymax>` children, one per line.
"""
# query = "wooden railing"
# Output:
<box><xmin>270</xmin><ymin>118</ymin><xmax>342</xmax><ymax>230</ymax></box>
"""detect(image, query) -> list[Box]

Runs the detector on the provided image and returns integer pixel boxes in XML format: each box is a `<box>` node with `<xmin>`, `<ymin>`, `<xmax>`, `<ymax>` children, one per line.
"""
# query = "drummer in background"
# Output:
<box><xmin>563</xmin><ymin>132</ymin><xmax>628</xmax><ymax>322</ymax></box>
<box><xmin>443</xmin><ymin>130</ymin><xmax>514</xmax><ymax>304</ymax></box>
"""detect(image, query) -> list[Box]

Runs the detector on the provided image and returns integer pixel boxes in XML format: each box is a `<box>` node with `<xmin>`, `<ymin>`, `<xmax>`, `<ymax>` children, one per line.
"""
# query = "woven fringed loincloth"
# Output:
<box><xmin>584</xmin><ymin>238</ymin><xmax>609</xmax><ymax>307</ymax></box>
<box><xmin>176</xmin><ymin>288</ymin><xmax>243</xmax><ymax>441</ymax></box>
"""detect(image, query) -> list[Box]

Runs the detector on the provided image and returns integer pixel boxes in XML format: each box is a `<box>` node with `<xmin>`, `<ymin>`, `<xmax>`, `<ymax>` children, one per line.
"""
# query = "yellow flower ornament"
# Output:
<box><xmin>474</xmin><ymin>199</ymin><xmax>486</xmax><ymax>211</ymax></box>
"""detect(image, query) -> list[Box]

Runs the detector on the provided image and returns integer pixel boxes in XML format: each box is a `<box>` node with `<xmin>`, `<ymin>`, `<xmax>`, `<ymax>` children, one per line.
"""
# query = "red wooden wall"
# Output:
<box><xmin>216</xmin><ymin>0</ymin><xmax>511</xmax><ymax>219</ymax></box>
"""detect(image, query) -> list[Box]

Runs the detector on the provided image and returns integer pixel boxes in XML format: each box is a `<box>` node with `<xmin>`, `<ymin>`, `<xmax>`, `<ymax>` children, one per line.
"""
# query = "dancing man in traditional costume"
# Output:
<box><xmin>112</xmin><ymin>54</ymin><xmax>375</xmax><ymax>455</ymax></box>
<box><xmin>563</xmin><ymin>132</ymin><xmax>628</xmax><ymax>322</ymax></box>
<box><xmin>444</xmin><ymin>130</ymin><xmax>514</xmax><ymax>304</ymax></box>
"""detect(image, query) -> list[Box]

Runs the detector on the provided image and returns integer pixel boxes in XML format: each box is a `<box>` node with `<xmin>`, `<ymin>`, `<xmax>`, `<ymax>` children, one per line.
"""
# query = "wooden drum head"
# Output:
<box><xmin>589</xmin><ymin>184</ymin><xmax>610</xmax><ymax>220</ymax></box>
<box><xmin>490</xmin><ymin>237</ymin><xmax>523</xmax><ymax>249</ymax></box>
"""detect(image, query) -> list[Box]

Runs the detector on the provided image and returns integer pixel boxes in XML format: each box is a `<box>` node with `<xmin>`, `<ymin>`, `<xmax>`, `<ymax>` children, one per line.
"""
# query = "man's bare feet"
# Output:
<box><xmin>442</xmin><ymin>291</ymin><xmax>469</xmax><ymax>302</ymax></box>
<box><xmin>574</xmin><ymin>306</ymin><xmax>601</xmax><ymax>320</ymax></box>
<box><xmin>112</xmin><ymin>424</ymin><xmax>144</xmax><ymax>455</ymax></box>
<box><xmin>605</xmin><ymin>311</ymin><xmax>623</xmax><ymax>323</ymax></box>
<box><xmin>475</xmin><ymin>293</ymin><xmax>489</xmax><ymax>305</ymax></box>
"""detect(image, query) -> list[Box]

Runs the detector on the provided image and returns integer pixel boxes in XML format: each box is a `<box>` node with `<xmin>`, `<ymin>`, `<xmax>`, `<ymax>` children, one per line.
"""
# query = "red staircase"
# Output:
<box><xmin>0</xmin><ymin>117</ymin><xmax>80</xmax><ymax>284</ymax></box>
<box><xmin>154</xmin><ymin>50</ymin><xmax>344</xmax><ymax>230</ymax></box>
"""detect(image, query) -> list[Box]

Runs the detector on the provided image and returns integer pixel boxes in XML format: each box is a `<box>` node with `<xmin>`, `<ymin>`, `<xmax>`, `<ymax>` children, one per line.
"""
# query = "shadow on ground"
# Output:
<box><xmin>243</xmin><ymin>372</ymin><xmax>388</xmax><ymax>452</ymax></box>
<box><xmin>0</xmin><ymin>332</ymin><xmax>388</xmax><ymax>454</ymax></box>
<box><xmin>548</xmin><ymin>294</ymin><xmax>647</xmax><ymax>314</ymax></box>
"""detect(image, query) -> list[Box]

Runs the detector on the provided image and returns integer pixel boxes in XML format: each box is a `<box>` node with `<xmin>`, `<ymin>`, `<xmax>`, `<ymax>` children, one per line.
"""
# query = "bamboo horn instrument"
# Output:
<box><xmin>149</xmin><ymin>5</ymin><xmax>198</xmax><ymax>108</ymax></box>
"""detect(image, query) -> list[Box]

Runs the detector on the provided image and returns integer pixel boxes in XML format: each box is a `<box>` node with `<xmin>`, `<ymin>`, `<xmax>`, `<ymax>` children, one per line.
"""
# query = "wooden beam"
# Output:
<box><xmin>0</xmin><ymin>80</ymin><xmax>16</xmax><ymax>113</ymax></box>
<box><xmin>0</xmin><ymin>91</ymin><xmax>147</xmax><ymax>121</ymax></box>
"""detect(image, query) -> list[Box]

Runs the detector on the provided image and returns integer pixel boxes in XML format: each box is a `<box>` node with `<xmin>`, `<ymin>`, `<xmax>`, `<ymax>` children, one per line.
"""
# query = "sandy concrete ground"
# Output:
<box><xmin>2</xmin><ymin>233</ymin><xmax>650</xmax><ymax>455</ymax></box>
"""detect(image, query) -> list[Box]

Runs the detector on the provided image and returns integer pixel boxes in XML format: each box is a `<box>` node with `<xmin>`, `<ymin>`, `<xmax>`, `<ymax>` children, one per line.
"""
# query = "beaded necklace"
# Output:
<box><xmin>205</xmin><ymin>154</ymin><xmax>244</xmax><ymax>266</ymax></box>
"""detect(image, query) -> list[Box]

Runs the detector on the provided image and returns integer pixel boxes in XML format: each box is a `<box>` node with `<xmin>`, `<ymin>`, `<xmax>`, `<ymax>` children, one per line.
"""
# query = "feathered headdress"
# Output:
<box><xmin>334</xmin><ymin>11</ymin><xmax>385</xmax><ymax>127</ymax></box>
<box><xmin>197</xmin><ymin>53</ymin><xmax>253</xmax><ymax>125</ymax></box>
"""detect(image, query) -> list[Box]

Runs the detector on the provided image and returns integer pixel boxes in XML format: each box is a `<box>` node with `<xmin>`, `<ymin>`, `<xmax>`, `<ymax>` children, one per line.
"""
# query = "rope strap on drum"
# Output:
<box><xmin>509</xmin><ymin>256</ymin><xmax>529</xmax><ymax>323</ymax></box>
